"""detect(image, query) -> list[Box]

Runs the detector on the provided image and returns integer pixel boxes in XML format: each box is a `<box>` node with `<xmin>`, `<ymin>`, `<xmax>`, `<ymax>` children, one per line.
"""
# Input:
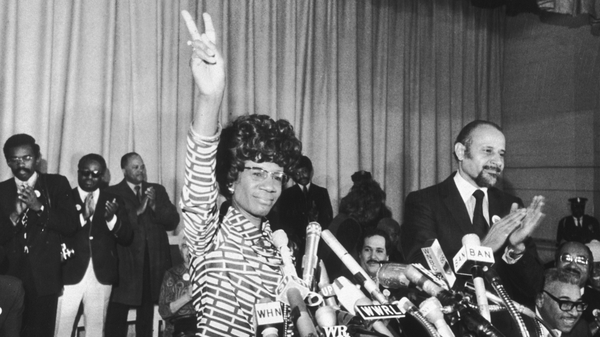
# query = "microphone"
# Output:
<box><xmin>254</xmin><ymin>298</ymin><xmax>284</xmax><ymax>337</ymax></box>
<box><xmin>397</xmin><ymin>298</ymin><xmax>440</xmax><ymax>337</ymax></box>
<box><xmin>419</xmin><ymin>297</ymin><xmax>455</xmax><ymax>337</ymax></box>
<box><xmin>332</xmin><ymin>276</ymin><xmax>394</xmax><ymax>337</ymax></box>
<box><xmin>272</xmin><ymin>230</ymin><xmax>309</xmax><ymax>305</ymax></box>
<box><xmin>315</xmin><ymin>305</ymin><xmax>337</xmax><ymax>327</ymax></box>
<box><xmin>302</xmin><ymin>222</ymin><xmax>321</xmax><ymax>289</ymax></box>
<box><xmin>287</xmin><ymin>287</ymin><xmax>318</xmax><ymax>337</ymax></box>
<box><xmin>321</xmin><ymin>229</ymin><xmax>388</xmax><ymax>304</ymax></box>
<box><xmin>318</xmin><ymin>260</ymin><xmax>339</xmax><ymax>308</ymax></box>
<box><xmin>421</xmin><ymin>238</ymin><xmax>456</xmax><ymax>289</ymax></box>
<box><xmin>453</xmin><ymin>234</ymin><xmax>494</xmax><ymax>321</ymax></box>
<box><xmin>273</xmin><ymin>230</ymin><xmax>299</xmax><ymax>277</ymax></box>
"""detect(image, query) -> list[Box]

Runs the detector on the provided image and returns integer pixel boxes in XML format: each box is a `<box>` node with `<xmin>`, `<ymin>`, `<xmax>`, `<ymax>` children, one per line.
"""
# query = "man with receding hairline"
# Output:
<box><xmin>104</xmin><ymin>152</ymin><xmax>179</xmax><ymax>337</ymax></box>
<box><xmin>401</xmin><ymin>120</ymin><xmax>546</xmax><ymax>307</ymax></box>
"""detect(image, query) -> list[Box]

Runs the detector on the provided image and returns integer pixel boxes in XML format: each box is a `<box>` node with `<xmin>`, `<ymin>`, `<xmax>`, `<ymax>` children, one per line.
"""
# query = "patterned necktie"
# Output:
<box><xmin>473</xmin><ymin>190</ymin><xmax>488</xmax><ymax>235</ymax></box>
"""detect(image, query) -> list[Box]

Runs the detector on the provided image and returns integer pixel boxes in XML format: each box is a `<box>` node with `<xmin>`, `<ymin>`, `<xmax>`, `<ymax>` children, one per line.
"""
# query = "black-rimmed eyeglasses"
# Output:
<box><xmin>543</xmin><ymin>290</ymin><xmax>588</xmax><ymax>312</ymax></box>
<box><xmin>243</xmin><ymin>167</ymin><xmax>287</xmax><ymax>183</ymax></box>
<box><xmin>559</xmin><ymin>253</ymin><xmax>589</xmax><ymax>266</ymax></box>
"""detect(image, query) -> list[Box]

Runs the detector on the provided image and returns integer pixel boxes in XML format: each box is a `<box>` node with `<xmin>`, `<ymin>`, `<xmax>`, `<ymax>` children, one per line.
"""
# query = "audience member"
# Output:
<box><xmin>400</xmin><ymin>120</ymin><xmax>545</xmax><ymax>307</ymax></box>
<box><xmin>557</xmin><ymin>197</ymin><xmax>600</xmax><ymax>246</ymax></box>
<box><xmin>181</xmin><ymin>12</ymin><xmax>302</xmax><ymax>336</ymax></box>
<box><xmin>0</xmin><ymin>134</ymin><xmax>79</xmax><ymax>337</ymax></box>
<box><xmin>322</xmin><ymin>172</ymin><xmax>387</xmax><ymax>279</ymax></box>
<box><xmin>377</xmin><ymin>217</ymin><xmax>404</xmax><ymax>263</ymax></box>
<box><xmin>0</xmin><ymin>247</ymin><xmax>24</xmax><ymax>337</ymax></box>
<box><xmin>583</xmin><ymin>240</ymin><xmax>600</xmax><ymax>332</ymax></box>
<box><xmin>158</xmin><ymin>241</ymin><xmax>195</xmax><ymax>337</ymax></box>
<box><xmin>278</xmin><ymin>155</ymin><xmax>333</xmax><ymax>263</ymax></box>
<box><xmin>55</xmin><ymin>154</ymin><xmax>133</xmax><ymax>337</ymax></box>
<box><xmin>536</xmin><ymin>268</ymin><xmax>591</xmax><ymax>336</ymax></box>
<box><xmin>104</xmin><ymin>152</ymin><xmax>180</xmax><ymax>337</ymax></box>
<box><xmin>357</xmin><ymin>228</ymin><xmax>390</xmax><ymax>281</ymax></box>
<box><xmin>554</xmin><ymin>241</ymin><xmax>592</xmax><ymax>288</ymax></box>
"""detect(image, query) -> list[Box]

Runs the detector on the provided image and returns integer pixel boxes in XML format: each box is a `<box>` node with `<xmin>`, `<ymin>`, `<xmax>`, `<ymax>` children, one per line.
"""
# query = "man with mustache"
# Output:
<box><xmin>0</xmin><ymin>134</ymin><xmax>79</xmax><ymax>337</ymax></box>
<box><xmin>104</xmin><ymin>152</ymin><xmax>180</xmax><ymax>337</ymax></box>
<box><xmin>358</xmin><ymin>229</ymin><xmax>391</xmax><ymax>280</ymax></box>
<box><xmin>401</xmin><ymin>120</ymin><xmax>546</xmax><ymax>307</ymax></box>
<box><xmin>554</xmin><ymin>241</ymin><xmax>592</xmax><ymax>288</ymax></box>
<box><xmin>536</xmin><ymin>268</ymin><xmax>591</xmax><ymax>337</ymax></box>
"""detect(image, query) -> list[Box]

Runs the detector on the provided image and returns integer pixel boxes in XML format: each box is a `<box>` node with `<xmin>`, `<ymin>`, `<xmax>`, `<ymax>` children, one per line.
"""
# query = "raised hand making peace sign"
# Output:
<box><xmin>182</xmin><ymin>11</ymin><xmax>225</xmax><ymax>137</ymax></box>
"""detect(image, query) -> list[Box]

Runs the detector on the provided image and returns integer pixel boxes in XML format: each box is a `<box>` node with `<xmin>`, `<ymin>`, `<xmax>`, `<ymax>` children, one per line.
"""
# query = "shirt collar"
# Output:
<box><xmin>300</xmin><ymin>182</ymin><xmax>312</xmax><ymax>190</ymax></box>
<box><xmin>126</xmin><ymin>180</ymin><xmax>142</xmax><ymax>194</ymax></box>
<box><xmin>454</xmin><ymin>171</ymin><xmax>488</xmax><ymax>204</ymax></box>
<box><xmin>77</xmin><ymin>186</ymin><xmax>99</xmax><ymax>202</ymax></box>
<box><xmin>15</xmin><ymin>171</ymin><xmax>38</xmax><ymax>188</ymax></box>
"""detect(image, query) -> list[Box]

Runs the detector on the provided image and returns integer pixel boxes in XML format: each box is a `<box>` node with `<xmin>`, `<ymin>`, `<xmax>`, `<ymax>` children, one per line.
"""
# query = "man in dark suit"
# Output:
<box><xmin>278</xmin><ymin>155</ymin><xmax>333</xmax><ymax>248</ymax></box>
<box><xmin>557</xmin><ymin>197</ymin><xmax>600</xmax><ymax>245</ymax></box>
<box><xmin>0</xmin><ymin>247</ymin><xmax>24</xmax><ymax>337</ymax></box>
<box><xmin>535</xmin><ymin>268</ymin><xmax>591</xmax><ymax>337</ymax></box>
<box><xmin>0</xmin><ymin>133</ymin><xmax>79</xmax><ymax>337</ymax></box>
<box><xmin>55</xmin><ymin>154</ymin><xmax>133</xmax><ymax>337</ymax></box>
<box><xmin>104</xmin><ymin>152</ymin><xmax>179</xmax><ymax>337</ymax></box>
<box><xmin>401</xmin><ymin>120</ymin><xmax>546</xmax><ymax>307</ymax></box>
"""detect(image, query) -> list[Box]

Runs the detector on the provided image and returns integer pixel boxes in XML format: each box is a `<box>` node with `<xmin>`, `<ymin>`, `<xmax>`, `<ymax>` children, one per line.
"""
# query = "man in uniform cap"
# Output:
<box><xmin>557</xmin><ymin>197</ymin><xmax>600</xmax><ymax>245</ymax></box>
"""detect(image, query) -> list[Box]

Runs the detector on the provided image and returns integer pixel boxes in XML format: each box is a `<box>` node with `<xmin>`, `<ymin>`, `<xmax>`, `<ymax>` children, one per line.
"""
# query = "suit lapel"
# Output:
<box><xmin>441</xmin><ymin>174</ymin><xmax>476</xmax><ymax>235</ymax></box>
<box><xmin>488</xmin><ymin>188</ymin><xmax>505</xmax><ymax>226</ymax></box>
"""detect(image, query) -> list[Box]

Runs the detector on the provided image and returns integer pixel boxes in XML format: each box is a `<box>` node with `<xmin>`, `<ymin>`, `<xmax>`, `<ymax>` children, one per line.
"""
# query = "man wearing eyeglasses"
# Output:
<box><xmin>55</xmin><ymin>153</ymin><xmax>133</xmax><ymax>337</ymax></box>
<box><xmin>0</xmin><ymin>134</ymin><xmax>79</xmax><ymax>337</ymax></box>
<box><xmin>554</xmin><ymin>241</ymin><xmax>592</xmax><ymax>288</ymax></box>
<box><xmin>104</xmin><ymin>152</ymin><xmax>180</xmax><ymax>337</ymax></box>
<box><xmin>536</xmin><ymin>268</ymin><xmax>591</xmax><ymax>336</ymax></box>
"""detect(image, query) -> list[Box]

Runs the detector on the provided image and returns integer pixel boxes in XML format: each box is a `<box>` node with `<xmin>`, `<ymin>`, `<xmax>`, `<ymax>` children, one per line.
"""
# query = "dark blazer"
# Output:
<box><xmin>278</xmin><ymin>183</ymin><xmax>333</xmax><ymax>242</ymax></box>
<box><xmin>0</xmin><ymin>173</ymin><xmax>79</xmax><ymax>296</ymax></box>
<box><xmin>105</xmin><ymin>179</ymin><xmax>179</xmax><ymax>305</ymax></box>
<box><xmin>61</xmin><ymin>188</ymin><xmax>133</xmax><ymax>285</ymax></box>
<box><xmin>556</xmin><ymin>214</ymin><xmax>600</xmax><ymax>245</ymax></box>
<box><xmin>401</xmin><ymin>172</ymin><xmax>544</xmax><ymax>307</ymax></box>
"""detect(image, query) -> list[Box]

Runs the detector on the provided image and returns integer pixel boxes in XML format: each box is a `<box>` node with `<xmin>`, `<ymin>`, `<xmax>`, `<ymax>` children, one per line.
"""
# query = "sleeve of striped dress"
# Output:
<box><xmin>181</xmin><ymin>125</ymin><xmax>222</xmax><ymax>257</ymax></box>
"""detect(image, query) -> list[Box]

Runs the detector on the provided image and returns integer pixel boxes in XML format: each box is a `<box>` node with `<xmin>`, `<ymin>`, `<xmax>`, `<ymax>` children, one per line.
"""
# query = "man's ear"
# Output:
<box><xmin>454</xmin><ymin>142</ymin><xmax>466</xmax><ymax>161</ymax></box>
<box><xmin>535</xmin><ymin>293</ymin><xmax>544</xmax><ymax>309</ymax></box>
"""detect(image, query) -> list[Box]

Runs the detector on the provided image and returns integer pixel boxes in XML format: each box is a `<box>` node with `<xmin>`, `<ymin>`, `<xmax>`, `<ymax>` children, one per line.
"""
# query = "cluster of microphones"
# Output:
<box><xmin>254</xmin><ymin>223</ymin><xmax>538</xmax><ymax>337</ymax></box>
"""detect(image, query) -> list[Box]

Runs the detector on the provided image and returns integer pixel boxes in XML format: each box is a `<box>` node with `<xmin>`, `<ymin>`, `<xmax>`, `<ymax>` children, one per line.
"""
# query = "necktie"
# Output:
<box><xmin>472</xmin><ymin>190</ymin><xmax>488</xmax><ymax>235</ymax></box>
<box><xmin>84</xmin><ymin>192</ymin><xmax>94</xmax><ymax>221</ymax></box>
<box><xmin>135</xmin><ymin>185</ymin><xmax>142</xmax><ymax>203</ymax></box>
<box><xmin>303</xmin><ymin>185</ymin><xmax>308</xmax><ymax>198</ymax></box>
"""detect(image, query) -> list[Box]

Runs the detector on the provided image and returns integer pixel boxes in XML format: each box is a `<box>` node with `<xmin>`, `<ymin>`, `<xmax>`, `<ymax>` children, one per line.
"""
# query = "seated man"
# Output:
<box><xmin>0</xmin><ymin>247</ymin><xmax>24</xmax><ymax>337</ymax></box>
<box><xmin>158</xmin><ymin>242</ymin><xmax>195</xmax><ymax>337</ymax></box>
<box><xmin>583</xmin><ymin>240</ymin><xmax>600</xmax><ymax>334</ymax></box>
<box><xmin>536</xmin><ymin>268</ymin><xmax>591</xmax><ymax>336</ymax></box>
<box><xmin>357</xmin><ymin>228</ymin><xmax>390</xmax><ymax>282</ymax></box>
<box><xmin>553</xmin><ymin>241</ymin><xmax>592</xmax><ymax>288</ymax></box>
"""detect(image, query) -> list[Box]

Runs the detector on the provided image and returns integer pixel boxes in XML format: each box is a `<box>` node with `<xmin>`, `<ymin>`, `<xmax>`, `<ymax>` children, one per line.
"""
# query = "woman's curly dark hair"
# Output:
<box><xmin>339</xmin><ymin>178</ymin><xmax>387</xmax><ymax>229</ymax></box>
<box><xmin>216</xmin><ymin>114</ymin><xmax>302</xmax><ymax>197</ymax></box>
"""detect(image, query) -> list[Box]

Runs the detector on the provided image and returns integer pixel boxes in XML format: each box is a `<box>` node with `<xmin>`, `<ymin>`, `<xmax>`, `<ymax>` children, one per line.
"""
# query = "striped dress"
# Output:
<box><xmin>181</xmin><ymin>127</ymin><xmax>284</xmax><ymax>336</ymax></box>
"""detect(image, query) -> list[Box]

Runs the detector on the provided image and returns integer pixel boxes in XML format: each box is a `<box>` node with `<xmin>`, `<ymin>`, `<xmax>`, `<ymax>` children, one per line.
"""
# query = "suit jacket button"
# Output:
<box><xmin>89</xmin><ymin>236</ymin><xmax>94</xmax><ymax>240</ymax></box>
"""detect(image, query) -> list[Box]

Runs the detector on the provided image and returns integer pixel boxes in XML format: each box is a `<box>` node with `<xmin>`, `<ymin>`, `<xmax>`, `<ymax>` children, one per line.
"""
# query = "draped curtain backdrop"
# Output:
<box><xmin>0</xmin><ymin>0</ymin><xmax>505</xmax><ymax>234</ymax></box>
